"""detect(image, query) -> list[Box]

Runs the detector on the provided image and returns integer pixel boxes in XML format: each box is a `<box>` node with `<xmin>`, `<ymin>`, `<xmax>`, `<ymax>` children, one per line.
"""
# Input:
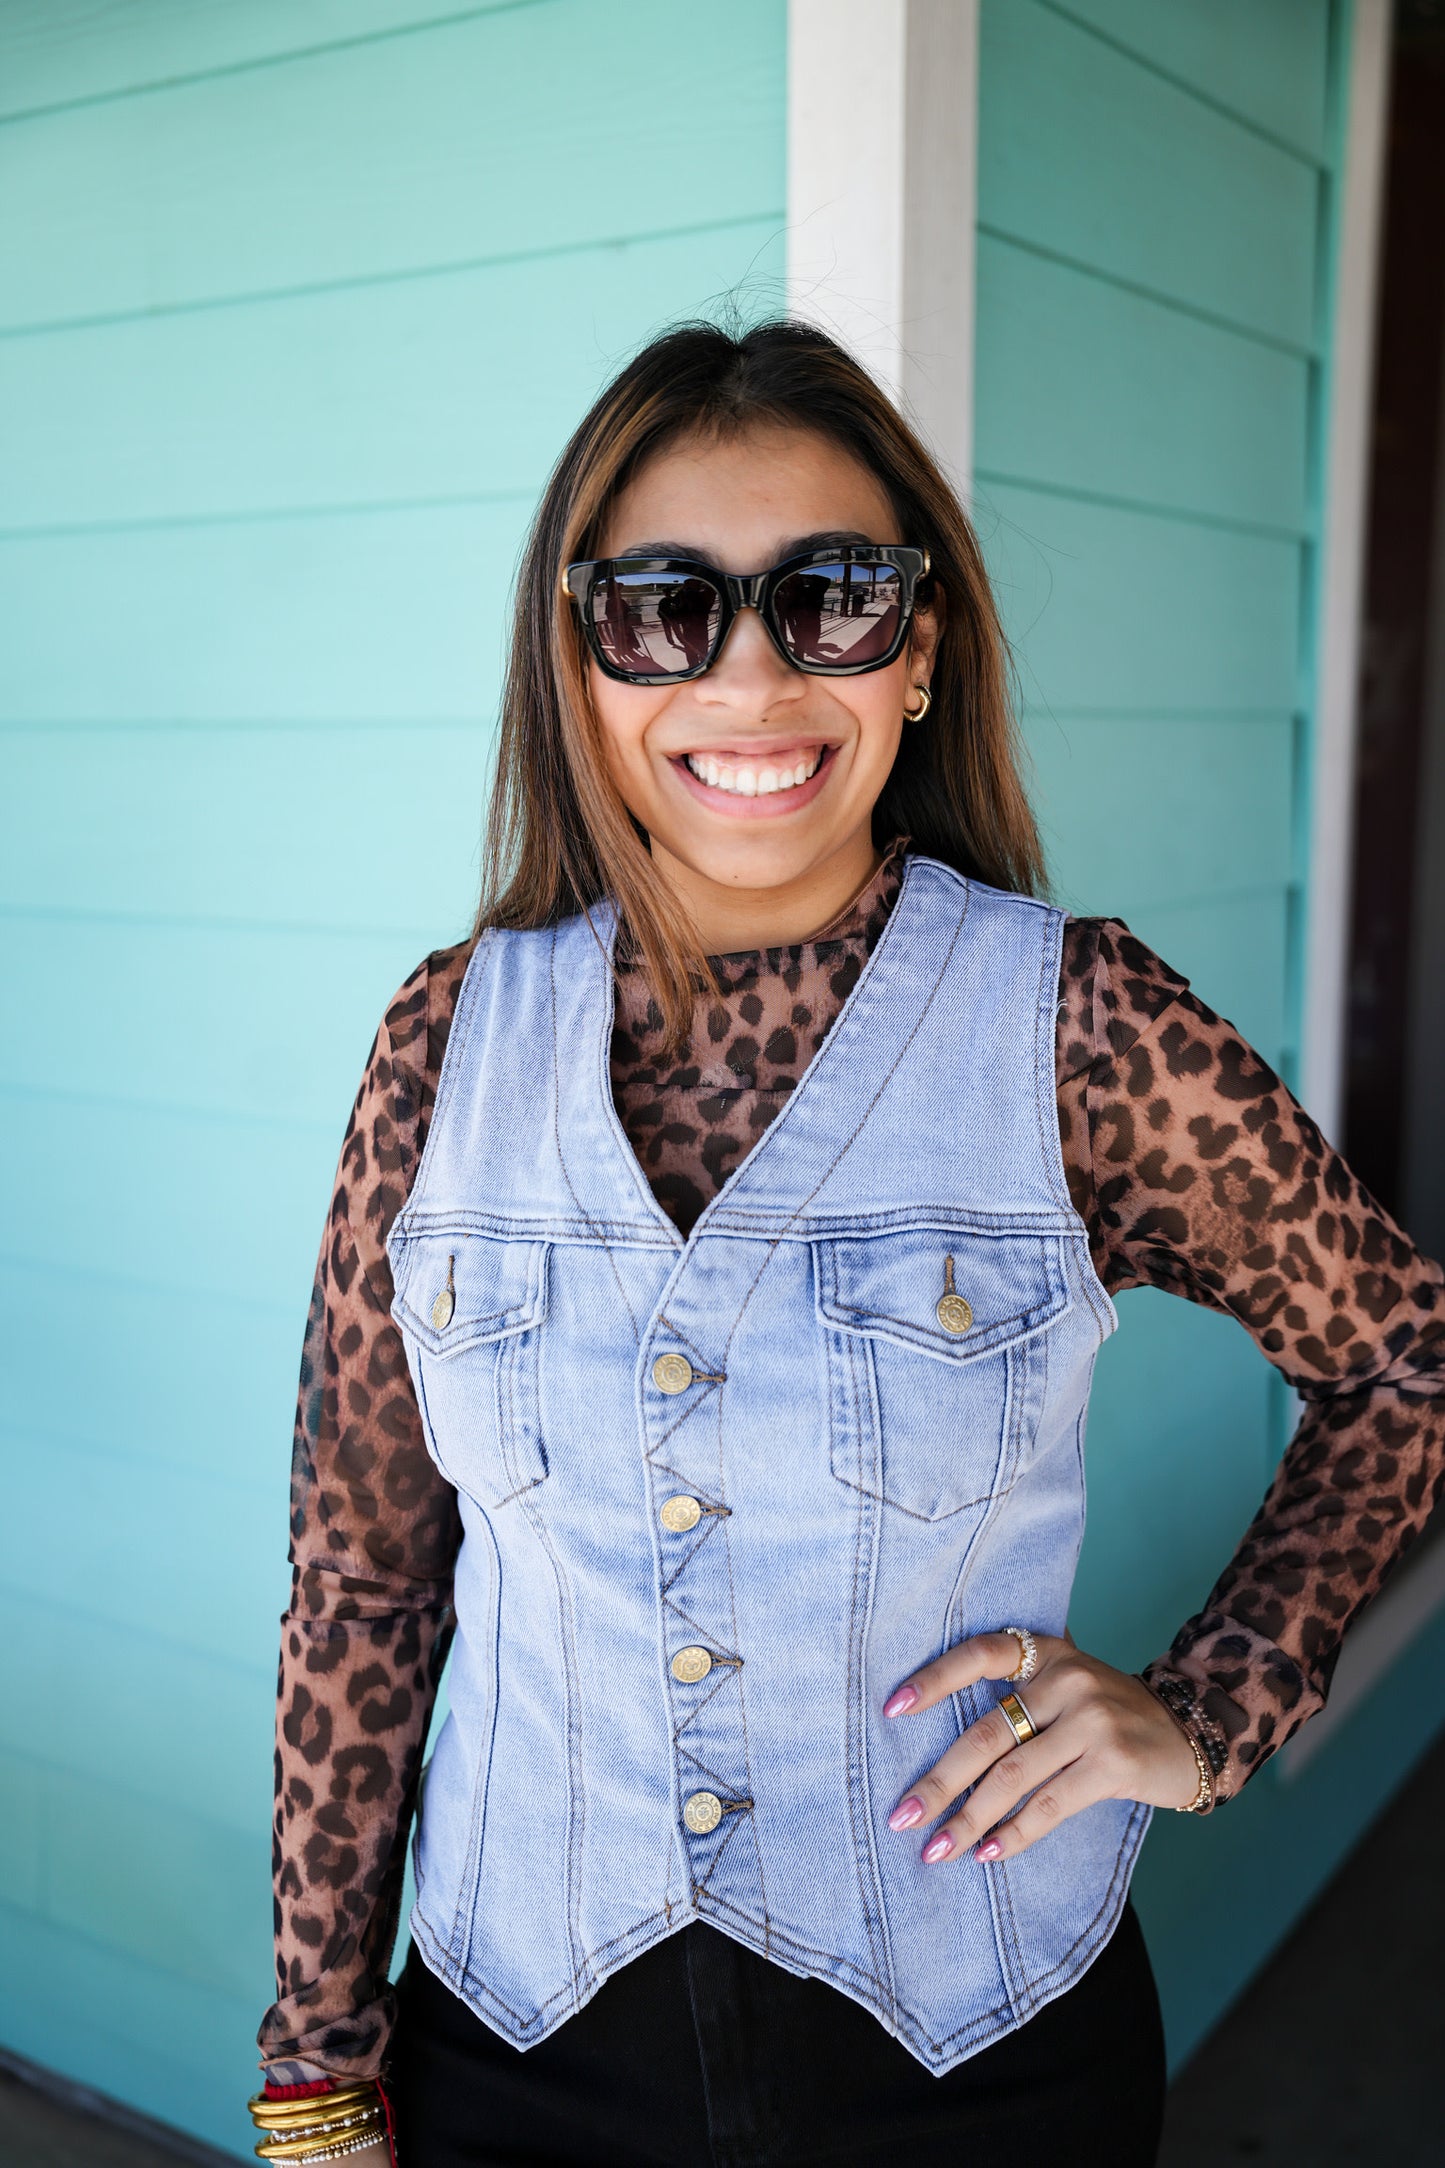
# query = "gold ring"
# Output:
<box><xmin>1001</xmin><ymin>1626</ymin><xmax>1038</xmax><ymax>1683</ymax></box>
<box><xmin>998</xmin><ymin>1691</ymin><xmax>1038</xmax><ymax>1745</ymax></box>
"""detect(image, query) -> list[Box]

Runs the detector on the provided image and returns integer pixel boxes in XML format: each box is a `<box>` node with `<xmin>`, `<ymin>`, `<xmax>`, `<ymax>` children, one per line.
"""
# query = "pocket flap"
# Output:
<box><xmin>392</xmin><ymin>1231</ymin><xmax>547</xmax><ymax>1357</ymax></box>
<box><xmin>814</xmin><ymin>1228</ymin><xmax>1068</xmax><ymax>1364</ymax></box>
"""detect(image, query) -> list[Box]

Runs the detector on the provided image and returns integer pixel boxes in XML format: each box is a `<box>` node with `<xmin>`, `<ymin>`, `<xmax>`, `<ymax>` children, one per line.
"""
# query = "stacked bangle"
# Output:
<box><xmin>1138</xmin><ymin>1670</ymin><xmax>1227</xmax><ymax>1814</ymax></box>
<box><xmin>1136</xmin><ymin>1674</ymin><xmax>1216</xmax><ymax>1814</ymax></box>
<box><xmin>247</xmin><ymin>2081</ymin><xmax>390</xmax><ymax>2163</ymax></box>
<box><xmin>1171</xmin><ymin>1725</ymin><xmax>1215</xmax><ymax>1814</ymax></box>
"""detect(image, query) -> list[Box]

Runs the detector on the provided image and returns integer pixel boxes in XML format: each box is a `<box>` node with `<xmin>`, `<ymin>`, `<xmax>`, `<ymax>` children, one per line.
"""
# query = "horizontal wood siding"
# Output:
<box><xmin>0</xmin><ymin>2</ymin><xmax>786</xmax><ymax>2151</ymax></box>
<box><xmin>980</xmin><ymin>0</ymin><xmax>1321</xmax><ymax>346</ymax></box>
<box><xmin>974</xmin><ymin>0</ymin><xmax>1341</xmax><ymax>2067</ymax></box>
<box><xmin>0</xmin><ymin>3</ymin><xmax>506</xmax><ymax>120</ymax></box>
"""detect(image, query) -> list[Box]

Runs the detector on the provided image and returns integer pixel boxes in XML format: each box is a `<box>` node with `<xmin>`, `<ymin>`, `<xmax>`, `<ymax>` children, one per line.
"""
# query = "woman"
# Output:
<box><xmin>248</xmin><ymin>322</ymin><xmax>1445</xmax><ymax>2168</ymax></box>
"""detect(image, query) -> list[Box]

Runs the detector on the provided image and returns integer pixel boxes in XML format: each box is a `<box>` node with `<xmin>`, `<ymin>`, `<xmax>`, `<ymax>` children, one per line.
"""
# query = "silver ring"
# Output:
<box><xmin>1001</xmin><ymin>1627</ymin><xmax>1038</xmax><ymax>1684</ymax></box>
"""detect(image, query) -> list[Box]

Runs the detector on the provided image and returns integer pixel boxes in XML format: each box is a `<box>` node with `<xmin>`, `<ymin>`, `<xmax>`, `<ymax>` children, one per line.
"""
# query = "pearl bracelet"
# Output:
<box><xmin>277</xmin><ymin>2135</ymin><xmax>384</xmax><ymax>2165</ymax></box>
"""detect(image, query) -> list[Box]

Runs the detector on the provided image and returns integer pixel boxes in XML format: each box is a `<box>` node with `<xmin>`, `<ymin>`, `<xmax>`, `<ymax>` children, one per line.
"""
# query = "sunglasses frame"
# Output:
<box><xmin>562</xmin><ymin>543</ymin><xmax>931</xmax><ymax>685</ymax></box>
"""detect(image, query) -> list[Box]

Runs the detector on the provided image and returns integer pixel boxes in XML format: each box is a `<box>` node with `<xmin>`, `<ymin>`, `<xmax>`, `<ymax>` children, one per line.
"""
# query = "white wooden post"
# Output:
<box><xmin>786</xmin><ymin>0</ymin><xmax>980</xmax><ymax>498</ymax></box>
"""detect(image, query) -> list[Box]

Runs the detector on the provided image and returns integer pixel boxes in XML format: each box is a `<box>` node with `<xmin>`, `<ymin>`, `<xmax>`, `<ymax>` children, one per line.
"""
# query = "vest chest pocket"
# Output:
<box><xmin>812</xmin><ymin>1229</ymin><xmax>1071</xmax><ymax>1522</ymax></box>
<box><xmin>390</xmin><ymin>1231</ymin><xmax>550</xmax><ymax>1511</ymax></box>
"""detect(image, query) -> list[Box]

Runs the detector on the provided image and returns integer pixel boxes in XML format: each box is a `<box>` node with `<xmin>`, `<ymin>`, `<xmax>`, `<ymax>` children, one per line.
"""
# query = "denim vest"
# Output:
<box><xmin>385</xmin><ymin>853</ymin><xmax>1146</xmax><ymax>2076</ymax></box>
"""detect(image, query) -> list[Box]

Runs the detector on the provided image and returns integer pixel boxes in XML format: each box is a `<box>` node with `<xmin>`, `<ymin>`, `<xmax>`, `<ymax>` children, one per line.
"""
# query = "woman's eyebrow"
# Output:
<box><xmin>614</xmin><ymin>528</ymin><xmax>880</xmax><ymax>565</ymax></box>
<box><xmin>782</xmin><ymin>528</ymin><xmax>877</xmax><ymax>554</ymax></box>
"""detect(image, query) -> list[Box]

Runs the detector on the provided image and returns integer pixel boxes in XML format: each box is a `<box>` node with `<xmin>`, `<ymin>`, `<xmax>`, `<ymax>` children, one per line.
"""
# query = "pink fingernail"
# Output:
<box><xmin>921</xmin><ymin>1831</ymin><xmax>954</xmax><ymax>1864</ymax></box>
<box><xmin>882</xmin><ymin>1685</ymin><xmax>919</xmax><ymax>1718</ymax></box>
<box><xmin>888</xmin><ymin>1796</ymin><xmax>925</xmax><ymax>1831</ymax></box>
<box><xmin>974</xmin><ymin>1839</ymin><xmax>1003</xmax><ymax>1862</ymax></box>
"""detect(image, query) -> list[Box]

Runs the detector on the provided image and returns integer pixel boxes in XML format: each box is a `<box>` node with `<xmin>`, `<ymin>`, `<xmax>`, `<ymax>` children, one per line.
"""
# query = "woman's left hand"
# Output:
<box><xmin>882</xmin><ymin>1630</ymin><xmax>1202</xmax><ymax>1864</ymax></box>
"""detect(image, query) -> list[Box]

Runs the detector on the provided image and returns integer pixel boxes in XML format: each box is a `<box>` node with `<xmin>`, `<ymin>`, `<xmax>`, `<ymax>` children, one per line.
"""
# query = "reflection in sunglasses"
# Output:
<box><xmin>582</xmin><ymin>550</ymin><xmax>914</xmax><ymax>679</ymax></box>
<box><xmin>777</xmin><ymin>564</ymin><xmax>901</xmax><ymax>666</ymax></box>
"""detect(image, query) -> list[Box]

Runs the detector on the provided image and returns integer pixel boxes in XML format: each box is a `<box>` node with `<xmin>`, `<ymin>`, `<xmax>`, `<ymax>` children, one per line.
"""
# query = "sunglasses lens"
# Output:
<box><xmin>589</xmin><ymin>568</ymin><xmax>722</xmax><ymax>678</ymax></box>
<box><xmin>774</xmin><ymin>560</ymin><xmax>904</xmax><ymax>668</ymax></box>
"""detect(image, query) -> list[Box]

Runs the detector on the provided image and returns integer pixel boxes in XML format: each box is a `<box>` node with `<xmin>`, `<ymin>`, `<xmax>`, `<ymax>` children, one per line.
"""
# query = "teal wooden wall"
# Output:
<box><xmin>973</xmin><ymin>0</ymin><xmax>1445</xmax><ymax>2071</ymax></box>
<box><xmin>0</xmin><ymin>3</ymin><xmax>784</xmax><ymax>2153</ymax></box>
<box><xmin>0</xmin><ymin>0</ymin><xmax>1424</xmax><ymax>2151</ymax></box>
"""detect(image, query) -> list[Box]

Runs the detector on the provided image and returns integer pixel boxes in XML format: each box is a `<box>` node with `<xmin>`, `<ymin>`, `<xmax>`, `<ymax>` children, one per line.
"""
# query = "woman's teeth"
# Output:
<box><xmin>682</xmin><ymin>748</ymin><xmax>824</xmax><ymax>796</ymax></box>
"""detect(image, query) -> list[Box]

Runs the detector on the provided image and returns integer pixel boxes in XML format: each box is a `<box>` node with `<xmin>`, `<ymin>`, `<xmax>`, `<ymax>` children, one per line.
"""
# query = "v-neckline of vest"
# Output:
<box><xmin>590</xmin><ymin>847</ymin><xmax>937</xmax><ymax>1254</ymax></box>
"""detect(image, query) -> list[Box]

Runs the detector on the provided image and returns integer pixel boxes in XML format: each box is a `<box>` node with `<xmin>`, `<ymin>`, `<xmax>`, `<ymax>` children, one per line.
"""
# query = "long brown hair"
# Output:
<box><xmin>477</xmin><ymin>318</ymin><xmax>1045</xmax><ymax>1047</ymax></box>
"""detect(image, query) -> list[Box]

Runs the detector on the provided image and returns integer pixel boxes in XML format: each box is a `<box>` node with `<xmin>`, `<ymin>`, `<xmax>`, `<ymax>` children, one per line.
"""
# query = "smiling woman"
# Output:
<box><xmin>479</xmin><ymin>322</ymin><xmax>1040</xmax><ymax>1036</ymax></box>
<box><xmin>252</xmin><ymin>322</ymin><xmax>1445</xmax><ymax>2168</ymax></box>
<box><xmin>583</xmin><ymin>428</ymin><xmax>933</xmax><ymax>939</ymax></box>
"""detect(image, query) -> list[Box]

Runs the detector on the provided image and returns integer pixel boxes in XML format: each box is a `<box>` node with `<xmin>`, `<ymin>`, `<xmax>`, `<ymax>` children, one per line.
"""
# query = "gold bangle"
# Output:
<box><xmin>249</xmin><ymin>2086</ymin><xmax>382</xmax><ymax>2128</ymax></box>
<box><xmin>1172</xmin><ymin>1728</ymin><xmax>1214</xmax><ymax>1814</ymax></box>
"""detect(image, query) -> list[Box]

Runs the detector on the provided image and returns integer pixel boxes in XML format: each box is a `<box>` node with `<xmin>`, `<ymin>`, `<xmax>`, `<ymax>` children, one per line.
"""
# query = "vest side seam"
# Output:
<box><xmin>992</xmin><ymin>1821</ymin><xmax>1030</xmax><ymax>2016</ymax></box>
<box><xmin>988</xmin><ymin>1800</ymin><xmax>1149</xmax><ymax>2028</ymax></box>
<box><xmin>842</xmin><ymin>1323</ymin><xmax>898</xmax><ymax>2020</ymax></box>
<box><xmin>946</xmin><ymin>1322</ymin><xmax>1043</xmax><ymax>2028</ymax></box>
<box><xmin>1032</xmin><ymin>904</ymin><xmax>1074</xmax><ymax>1215</ymax></box>
<box><xmin>1071</xmin><ymin>1346</ymin><xmax>1098</xmax><ymax>1541</ymax></box>
<box><xmin>444</xmin><ymin>1507</ymin><xmax>502</xmax><ymax>1976</ymax></box>
<box><xmin>510</xmin><ymin>1480</ymin><xmax>592</xmax><ymax>2007</ymax></box>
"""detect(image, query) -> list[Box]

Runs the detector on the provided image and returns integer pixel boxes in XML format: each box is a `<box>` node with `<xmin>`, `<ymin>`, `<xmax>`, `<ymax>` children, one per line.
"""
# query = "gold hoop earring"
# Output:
<box><xmin>903</xmin><ymin>684</ymin><xmax>932</xmax><ymax>722</ymax></box>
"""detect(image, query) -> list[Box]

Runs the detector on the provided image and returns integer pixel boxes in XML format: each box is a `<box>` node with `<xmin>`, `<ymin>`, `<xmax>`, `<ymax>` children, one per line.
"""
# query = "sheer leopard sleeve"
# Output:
<box><xmin>256</xmin><ymin>944</ymin><xmax>470</xmax><ymax>2081</ymax></box>
<box><xmin>1056</xmin><ymin>917</ymin><xmax>1445</xmax><ymax>1805</ymax></box>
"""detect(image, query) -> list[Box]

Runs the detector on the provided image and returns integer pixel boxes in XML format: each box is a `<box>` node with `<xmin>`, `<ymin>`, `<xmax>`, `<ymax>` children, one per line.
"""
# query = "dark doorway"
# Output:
<box><xmin>1345</xmin><ymin>0</ymin><xmax>1445</xmax><ymax>1262</ymax></box>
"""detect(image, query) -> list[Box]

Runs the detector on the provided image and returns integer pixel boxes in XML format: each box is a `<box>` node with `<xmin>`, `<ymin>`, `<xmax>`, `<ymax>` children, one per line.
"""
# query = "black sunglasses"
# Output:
<box><xmin>562</xmin><ymin>544</ymin><xmax>931</xmax><ymax>685</ymax></box>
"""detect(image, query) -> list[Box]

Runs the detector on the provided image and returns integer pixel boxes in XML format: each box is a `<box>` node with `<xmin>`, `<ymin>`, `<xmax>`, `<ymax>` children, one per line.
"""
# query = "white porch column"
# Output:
<box><xmin>1301</xmin><ymin>0</ymin><xmax>1393</xmax><ymax>1143</ymax></box>
<box><xmin>786</xmin><ymin>0</ymin><xmax>980</xmax><ymax>497</ymax></box>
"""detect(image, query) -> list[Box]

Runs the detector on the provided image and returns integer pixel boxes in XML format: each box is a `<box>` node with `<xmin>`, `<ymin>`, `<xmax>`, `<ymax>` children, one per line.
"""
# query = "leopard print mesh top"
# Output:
<box><xmin>259</xmin><ymin>836</ymin><xmax>1445</xmax><ymax>2081</ymax></box>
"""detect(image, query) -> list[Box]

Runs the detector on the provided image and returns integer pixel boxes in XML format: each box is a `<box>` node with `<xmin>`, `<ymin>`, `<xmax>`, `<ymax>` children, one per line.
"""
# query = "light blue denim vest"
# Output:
<box><xmin>385</xmin><ymin>852</ymin><xmax>1146</xmax><ymax>2076</ymax></box>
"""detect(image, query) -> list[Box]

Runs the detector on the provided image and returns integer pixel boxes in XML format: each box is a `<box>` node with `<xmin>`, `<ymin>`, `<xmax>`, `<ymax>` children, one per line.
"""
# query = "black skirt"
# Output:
<box><xmin>385</xmin><ymin>1901</ymin><xmax>1165</xmax><ymax>2167</ymax></box>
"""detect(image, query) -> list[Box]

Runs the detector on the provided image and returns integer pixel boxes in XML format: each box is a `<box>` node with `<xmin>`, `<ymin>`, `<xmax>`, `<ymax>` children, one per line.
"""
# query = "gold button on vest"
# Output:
<box><xmin>936</xmin><ymin>1254</ymin><xmax>972</xmax><ymax>1335</ymax></box>
<box><xmin>659</xmin><ymin>1494</ymin><xmax>702</xmax><ymax>1533</ymax></box>
<box><xmin>683</xmin><ymin>1790</ymin><xmax>723</xmax><ymax>1834</ymax></box>
<box><xmin>670</xmin><ymin>1645</ymin><xmax>713</xmax><ymax>1682</ymax></box>
<box><xmin>652</xmin><ymin>1352</ymin><xmax>694</xmax><ymax>1394</ymax></box>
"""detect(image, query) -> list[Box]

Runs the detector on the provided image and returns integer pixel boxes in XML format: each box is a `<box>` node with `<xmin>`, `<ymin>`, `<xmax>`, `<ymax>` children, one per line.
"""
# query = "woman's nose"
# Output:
<box><xmin>697</xmin><ymin>605</ymin><xmax>799</xmax><ymax>698</ymax></box>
